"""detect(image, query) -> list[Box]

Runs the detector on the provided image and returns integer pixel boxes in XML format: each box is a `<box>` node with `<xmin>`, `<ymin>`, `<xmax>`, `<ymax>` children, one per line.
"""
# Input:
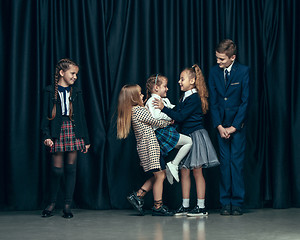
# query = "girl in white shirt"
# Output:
<box><xmin>145</xmin><ymin>74</ymin><xmax>192</xmax><ymax>184</ymax></box>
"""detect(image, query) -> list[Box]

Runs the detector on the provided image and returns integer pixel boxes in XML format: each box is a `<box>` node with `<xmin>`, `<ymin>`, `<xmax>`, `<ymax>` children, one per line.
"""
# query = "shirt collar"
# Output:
<box><xmin>183</xmin><ymin>88</ymin><xmax>197</xmax><ymax>101</ymax></box>
<box><xmin>58</xmin><ymin>85</ymin><xmax>71</xmax><ymax>93</ymax></box>
<box><xmin>224</xmin><ymin>60</ymin><xmax>235</xmax><ymax>73</ymax></box>
<box><xmin>151</xmin><ymin>93</ymin><xmax>161</xmax><ymax>99</ymax></box>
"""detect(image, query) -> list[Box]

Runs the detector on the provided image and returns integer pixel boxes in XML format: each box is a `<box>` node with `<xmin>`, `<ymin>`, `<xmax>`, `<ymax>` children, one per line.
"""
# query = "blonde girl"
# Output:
<box><xmin>117</xmin><ymin>84</ymin><xmax>173</xmax><ymax>216</ymax></box>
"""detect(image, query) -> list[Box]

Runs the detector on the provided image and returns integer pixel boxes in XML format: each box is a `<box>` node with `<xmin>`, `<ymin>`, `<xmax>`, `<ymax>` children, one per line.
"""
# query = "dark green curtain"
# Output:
<box><xmin>0</xmin><ymin>0</ymin><xmax>299</xmax><ymax>210</ymax></box>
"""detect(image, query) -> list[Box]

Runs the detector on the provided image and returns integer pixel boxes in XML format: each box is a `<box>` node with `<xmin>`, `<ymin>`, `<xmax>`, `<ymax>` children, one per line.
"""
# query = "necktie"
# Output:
<box><xmin>225</xmin><ymin>69</ymin><xmax>229</xmax><ymax>86</ymax></box>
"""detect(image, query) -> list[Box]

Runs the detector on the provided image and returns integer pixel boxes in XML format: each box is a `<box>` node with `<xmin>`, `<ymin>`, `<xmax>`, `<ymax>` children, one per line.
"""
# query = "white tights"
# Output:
<box><xmin>171</xmin><ymin>134</ymin><xmax>193</xmax><ymax>166</ymax></box>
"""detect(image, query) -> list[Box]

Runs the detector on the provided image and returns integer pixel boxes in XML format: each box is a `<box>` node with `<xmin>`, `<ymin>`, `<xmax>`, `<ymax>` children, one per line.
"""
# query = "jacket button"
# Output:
<box><xmin>224</xmin><ymin>97</ymin><xmax>228</xmax><ymax>101</ymax></box>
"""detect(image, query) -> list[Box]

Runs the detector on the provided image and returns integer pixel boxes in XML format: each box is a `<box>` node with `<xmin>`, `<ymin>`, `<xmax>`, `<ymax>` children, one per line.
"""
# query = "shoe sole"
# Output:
<box><xmin>187</xmin><ymin>213</ymin><xmax>208</xmax><ymax>217</ymax></box>
<box><xmin>220</xmin><ymin>212</ymin><xmax>231</xmax><ymax>216</ymax></box>
<box><xmin>167</xmin><ymin>163</ymin><xmax>179</xmax><ymax>182</ymax></box>
<box><xmin>232</xmin><ymin>212</ymin><xmax>243</xmax><ymax>216</ymax></box>
<box><xmin>152</xmin><ymin>212</ymin><xmax>174</xmax><ymax>216</ymax></box>
<box><xmin>165</xmin><ymin>166</ymin><xmax>174</xmax><ymax>184</ymax></box>
<box><xmin>127</xmin><ymin>196</ymin><xmax>144</xmax><ymax>216</ymax></box>
<box><xmin>41</xmin><ymin>214</ymin><xmax>53</xmax><ymax>218</ymax></box>
<box><xmin>174</xmin><ymin>212</ymin><xmax>188</xmax><ymax>216</ymax></box>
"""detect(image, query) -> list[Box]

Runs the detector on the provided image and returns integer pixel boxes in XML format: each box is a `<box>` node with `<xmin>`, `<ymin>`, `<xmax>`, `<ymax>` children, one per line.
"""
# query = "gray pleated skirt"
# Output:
<box><xmin>180</xmin><ymin>129</ymin><xmax>220</xmax><ymax>169</ymax></box>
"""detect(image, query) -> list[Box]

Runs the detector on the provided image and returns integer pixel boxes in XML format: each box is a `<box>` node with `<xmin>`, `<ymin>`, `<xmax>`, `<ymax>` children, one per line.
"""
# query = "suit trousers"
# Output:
<box><xmin>217</xmin><ymin>126</ymin><xmax>246</xmax><ymax>207</ymax></box>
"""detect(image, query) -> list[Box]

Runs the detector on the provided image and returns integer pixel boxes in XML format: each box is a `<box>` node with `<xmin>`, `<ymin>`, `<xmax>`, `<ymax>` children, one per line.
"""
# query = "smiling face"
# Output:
<box><xmin>215</xmin><ymin>51</ymin><xmax>236</xmax><ymax>69</ymax></box>
<box><xmin>58</xmin><ymin>64</ymin><xmax>79</xmax><ymax>87</ymax></box>
<box><xmin>155</xmin><ymin>78</ymin><xmax>168</xmax><ymax>98</ymax></box>
<box><xmin>178</xmin><ymin>71</ymin><xmax>195</xmax><ymax>92</ymax></box>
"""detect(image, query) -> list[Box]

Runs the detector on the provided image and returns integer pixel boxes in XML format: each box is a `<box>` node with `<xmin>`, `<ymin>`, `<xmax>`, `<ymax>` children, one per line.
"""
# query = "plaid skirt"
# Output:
<box><xmin>155</xmin><ymin>126</ymin><xmax>180</xmax><ymax>157</ymax></box>
<box><xmin>50</xmin><ymin>120</ymin><xmax>85</xmax><ymax>153</ymax></box>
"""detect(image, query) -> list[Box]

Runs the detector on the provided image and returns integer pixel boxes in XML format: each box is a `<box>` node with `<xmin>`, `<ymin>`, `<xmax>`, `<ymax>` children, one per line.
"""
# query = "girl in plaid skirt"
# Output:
<box><xmin>41</xmin><ymin>59</ymin><xmax>90</xmax><ymax>218</ymax></box>
<box><xmin>154</xmin><ymin>64</ymin><xmax>219</xmax><ymax>217</ymax></box>
<box><xmin>145</xmin><ymin>74</ymin><xmax>192</xmax><ymax>184</ymax></box>
<box><xmin>117</xmin><ymin>84</ymin><xmax>173</xmax><ymax>216</ymax></box>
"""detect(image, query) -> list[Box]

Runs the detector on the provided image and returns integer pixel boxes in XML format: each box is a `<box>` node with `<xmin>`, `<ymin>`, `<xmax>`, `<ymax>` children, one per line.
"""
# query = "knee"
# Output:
<box><xmin>154</xmin><ymin>171</ymin><xmax>166</xmax><ymax>181</ymax></box>
<box><xmin>181</xmin><ymin>168</ymin><xmax>190</xmax><ymax>179</ymax></box>
<box><xmin>65</xmin><ymin>164</ymin><xmax>76</xmax><ymax>174</ymax></box>
<box><xmin>193</xmin><ymin>168</ymin><xmax>203</xmax><ymax>179</ymax></box>
<box><xmin>187</xmin><ymin>137</ymin><xmax>193</xmax><ymax>146</ymax></box>
<box><xmin>51</xmin><ymin>166</ymin><xmax>63</xmax><ymax>177</ymax></box>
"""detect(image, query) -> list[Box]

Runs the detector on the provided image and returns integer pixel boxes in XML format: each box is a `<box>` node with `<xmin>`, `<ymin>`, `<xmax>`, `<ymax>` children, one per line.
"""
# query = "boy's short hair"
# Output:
<box><xmin>216</xmin><ymin>39</ymin><xmax>237</xmax><ymax>58</ymax></box>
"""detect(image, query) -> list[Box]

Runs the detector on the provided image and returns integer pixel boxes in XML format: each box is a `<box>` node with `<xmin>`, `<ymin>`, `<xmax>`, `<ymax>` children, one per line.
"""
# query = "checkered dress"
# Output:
<box><xmin>155</xmin><ymin>126</ymin><xmax>179</xmax><ymax>156</ymax></box>
<box><xmin>50</xmin><ymin>119</ymin><xmax>85</xmax><ymax>153</ymax></box>
<box><xmin>131</xmin><ymin>106</ymin><xmax>169</xmax><ymax>172</ymax></box>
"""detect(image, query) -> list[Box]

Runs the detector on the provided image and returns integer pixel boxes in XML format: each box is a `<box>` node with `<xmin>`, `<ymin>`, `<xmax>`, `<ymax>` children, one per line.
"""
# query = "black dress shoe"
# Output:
<box><xmin>152</xmin><ymin>205</ymin><xmax>174</xmax><ymax>216</ymax></box>
<box><xmin>220</xmin><ymin>205</ymin><xmax>231</xmax><ymax>216</ymax></box>
<box><xmin>127</xmin><ymin>192</ymin><xmax>145</xmax><ymax>216</ymax></box>
<box><xmin>62</xmin><ymin>209</ymin><xmax>74</xmax><ymax>218</ymax></box>
<box><xmin>232</xmin><ymin>206</ymin><xmax>243</xmax><ymax>216</ymax></box>
<box><xmin>41</xmin><ymin>209</ymin><xmax>54</xmax><ymax>218</ymax></box>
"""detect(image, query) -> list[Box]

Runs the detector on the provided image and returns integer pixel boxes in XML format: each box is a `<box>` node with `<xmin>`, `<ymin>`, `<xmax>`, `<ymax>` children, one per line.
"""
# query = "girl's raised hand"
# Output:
<box><xmin>44</xmin><ymin>138</ymin><xmax>54</xmax><ymax>147</ymax></box>
<box><xmin>153</xmin><ymin>98</ymin><xmax>164</xmax><ymax>110</ymax></box>
<box><xmin>81</xmin><ymin>144</ymin><xmax>91</xmax><ymax>153</ymax></box>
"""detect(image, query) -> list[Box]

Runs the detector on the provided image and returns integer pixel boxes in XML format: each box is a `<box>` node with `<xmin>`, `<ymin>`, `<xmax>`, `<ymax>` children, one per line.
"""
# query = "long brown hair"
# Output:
<box><xmin>48</xmin><ymin>58</ymin><xmax>79</xmax><ymax>120</ymax></box>
<box><xmin>182</xmin><ymin>64</ymin><xmax>209</xmax><ymax>114</ymax></box>
<box><xmin>117</xmin><ymin>84</ymin><xmax>143</xmax><ymax>139</ymax></box>
<box><xmin>145</xmin><ymin>74</ymin><xmax>167</xmax><ymax>103</ymax></box>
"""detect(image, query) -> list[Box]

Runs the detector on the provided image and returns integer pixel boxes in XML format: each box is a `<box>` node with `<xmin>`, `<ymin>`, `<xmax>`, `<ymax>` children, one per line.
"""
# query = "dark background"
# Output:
<box><xmin>0</xmin><ymin>0</ymin><xmax>299</xmax><ymax>211</ymax></box>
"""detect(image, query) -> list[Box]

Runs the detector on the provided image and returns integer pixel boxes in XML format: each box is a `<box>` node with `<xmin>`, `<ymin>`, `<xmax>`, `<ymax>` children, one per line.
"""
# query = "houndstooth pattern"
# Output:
<box><xmin>132</xmin><ymin>106</ymin><xmax>169</xmax><ymax>172</ymax></box>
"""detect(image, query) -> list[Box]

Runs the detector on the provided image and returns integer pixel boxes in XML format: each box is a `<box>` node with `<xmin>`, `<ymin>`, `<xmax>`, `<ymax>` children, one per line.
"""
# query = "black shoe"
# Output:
<box><xmin>62</xmin><ymin>209</ymin><xmax>74</xmax><ymax>218</ymax></box>
<box><xmin>41</xmin><ymin>209</ymin><xmax>53</xmax><ymax>218</ymax></box>
<box><xmin>152</xmin><ymin>205</ymin><xmax>174</xmax><ymax>216</ymax></box>
<box><xmin>232</xmin><ymin>206</ymin><xmax>243</xmax><ymax>216</ymax></box>
<box><xmin>174</xmin><ymin>205</ymin><xmax>190</xmax><ymax>216</ymax></box>
<box><xmin>220</xmin><ymin>205</ymin><xmax>231</xmax><ymax>216</ymax></box>
<box><xmin>127</xmin><ymin>192</ymin><xmax>144</xmax><ymax>216</ymax></box>
<box><xmin>187</xmin><ymin>206</ymin><xmax>208</xmax><ymax>217</ymax></box>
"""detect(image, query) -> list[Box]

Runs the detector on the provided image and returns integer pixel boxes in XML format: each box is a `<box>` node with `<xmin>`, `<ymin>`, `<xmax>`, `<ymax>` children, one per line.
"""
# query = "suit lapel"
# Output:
<box><xmin>225</xmin><ymin>62</ymin><xmax>238</xmax><ymax>89</ymax></box>
<box><xmin>216</xmin><ymin>67</ymin><xmax>226</xmax><ymax>92</ymax></box>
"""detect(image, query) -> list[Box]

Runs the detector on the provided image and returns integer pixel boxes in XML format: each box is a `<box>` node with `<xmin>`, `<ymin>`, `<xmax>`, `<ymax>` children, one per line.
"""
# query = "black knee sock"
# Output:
<box><xmin>49</xmin><ymin>166</ymin><xmax>63</xmax><ymax>205</ymax></box>
<box><xmin>64</xmin><ymin>163</ymin><xmax>77</xmax><ymax>209</ymax></box>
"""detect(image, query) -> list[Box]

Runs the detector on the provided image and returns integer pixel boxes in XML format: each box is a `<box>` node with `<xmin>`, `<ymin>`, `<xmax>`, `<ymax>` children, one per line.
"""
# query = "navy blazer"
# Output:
<box><xmin>208</xmin><ymin>61</ymin><xmax>249</xmax><ymax>130</ymax></box>
<box><xmin>41</xmin><ymin>85</ymin><xmax>90</xmax><ymax>145</ymax></box>
<box><xmin>162</xmin><ymin>93</ymin><xmax>204</xmax><ymax>135</ymax></box>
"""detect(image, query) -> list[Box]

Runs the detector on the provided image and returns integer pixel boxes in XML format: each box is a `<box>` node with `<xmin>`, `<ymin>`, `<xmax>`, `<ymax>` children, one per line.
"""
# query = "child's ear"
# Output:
<box><xmin>59</xmin><ymin>70</ymin><xmax>64</xmax><ymax>77</ymax></box>
<box><xmin>154</xmin><ymin>85</ymin><xmax>159</xmax><ymax>92</ymax></box>
<box><xmin>190</xmin><ymin>78</ymin><xmax>195</xmax><ymax>85</ymax></box>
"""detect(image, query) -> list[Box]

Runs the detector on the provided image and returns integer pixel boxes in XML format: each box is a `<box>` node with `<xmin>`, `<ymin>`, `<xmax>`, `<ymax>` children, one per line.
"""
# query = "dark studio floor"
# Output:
<box><xmin>0</xmin><ymin>208</ymin><xmax>299</xmax><ymax>240</ymax></box>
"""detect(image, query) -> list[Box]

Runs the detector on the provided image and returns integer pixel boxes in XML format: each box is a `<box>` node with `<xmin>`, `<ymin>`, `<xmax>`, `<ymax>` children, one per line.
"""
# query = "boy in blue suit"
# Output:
<box><xmin>208</xmin><ymin>39</ymin><xmax>249</xmax><ymax>215</ymax></box>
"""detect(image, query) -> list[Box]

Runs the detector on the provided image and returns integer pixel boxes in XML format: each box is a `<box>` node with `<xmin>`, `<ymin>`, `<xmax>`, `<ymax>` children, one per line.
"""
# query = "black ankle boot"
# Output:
<box><xmin>127</xmin><ymin>191</ymin><xmax>144</xmax><ymax>215</ymax></box>
<box><xmin>62</xmin><ymin>209</ymin><xmax>73</xmax><ymax>218</ymax></box>
<box><xmin>62</xmin><ymin>204</ymin><xmax>73</xmax><ymax>218</ymax></box>
<box><xmin>41</xmin><ymin>203</ymin><xmax>55</xmax><ymax>217</ymax></box>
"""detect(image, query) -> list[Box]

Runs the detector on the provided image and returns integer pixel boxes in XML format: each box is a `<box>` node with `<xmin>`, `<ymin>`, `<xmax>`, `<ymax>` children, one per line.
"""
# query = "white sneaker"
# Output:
<box><xmin>166</xmin><ymin>166</ymin><xmax>174</xmax><ymax>184</ymax></box>
<box><xmin>167</xmin><ymin>162</ymin><xmax>179</xmax><ymax>182</ymax></box>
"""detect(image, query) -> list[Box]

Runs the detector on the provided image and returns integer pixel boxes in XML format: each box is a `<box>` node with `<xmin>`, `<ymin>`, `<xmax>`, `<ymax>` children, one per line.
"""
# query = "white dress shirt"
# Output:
<box><xmin>145</xmin><ymin>93</ymin><xmax>175</xmax><ymax>130</ymax></box>
<box><xmin>182</xmin><ymin>88</ymin><xmax>197</xmax><ymax>102</ymax></box>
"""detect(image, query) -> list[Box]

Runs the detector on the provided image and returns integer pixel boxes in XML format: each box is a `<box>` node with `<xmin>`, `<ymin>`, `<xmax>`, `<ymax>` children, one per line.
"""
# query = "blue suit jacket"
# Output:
<box><xmin>208</xmin><ymin>62</ymin><xmax>249</xmax><ymax>130</ymax></box>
